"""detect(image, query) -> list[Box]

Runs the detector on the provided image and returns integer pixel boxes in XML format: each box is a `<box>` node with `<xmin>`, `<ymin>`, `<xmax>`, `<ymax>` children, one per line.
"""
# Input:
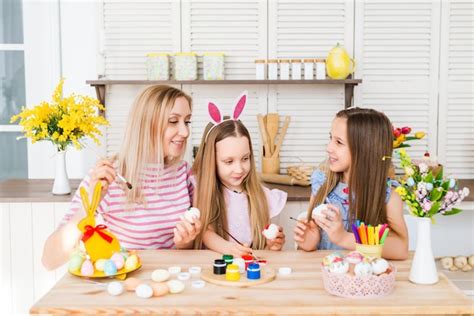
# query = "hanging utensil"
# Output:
<box><xmin>272</xmin><ymin>116</ymin><xmax>290</xmax><ymax>158</ymax></box>
<box><xmin>266</xmin><ymin>113</ymin><xmax>279</xmax><ymax>155</ymax></box>
<box><xmin>257</xmin><ymin>114</ymin><xmax>271</xmax><ymax>158</ymax></box>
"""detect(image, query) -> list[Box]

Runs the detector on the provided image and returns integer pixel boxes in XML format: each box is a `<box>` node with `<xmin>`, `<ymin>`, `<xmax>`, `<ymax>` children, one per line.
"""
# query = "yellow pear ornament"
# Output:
<box><xmin>77</xmin><ymin>182</ymin><xmax>120</xmax><ymax>262</ymax></box>
<box><xmin>326</xmin><ymin>43</ymin><xmax>356</xmax><ymax>79</ymax></box>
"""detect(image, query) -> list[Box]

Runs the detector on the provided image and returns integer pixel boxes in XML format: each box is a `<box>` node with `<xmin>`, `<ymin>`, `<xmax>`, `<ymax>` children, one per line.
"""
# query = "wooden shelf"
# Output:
<box><xmin>86</xmin><ymin>78</ymin><xmax>362</xmax><ymax>110</ymax></box>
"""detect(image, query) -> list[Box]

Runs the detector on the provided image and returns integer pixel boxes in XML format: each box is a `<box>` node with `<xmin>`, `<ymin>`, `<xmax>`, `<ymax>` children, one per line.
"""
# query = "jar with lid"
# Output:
<box><xmin>303</xmin><ymin>58</ymin><xmax>314</xmax><ymax>80</ymax></box>
<box><xmin>279</xmin><ymin>59</ymin><xmax>290</xmax><ymax>80</ymax></box>
<box><xmin>146</xmin><ymin>53</ymin><xmax>169</xmax><ymax>80</ymax></box>
<box><xmin>315</xmin><ymin>58</ymin><xmax>326</xmax><ymax>80</ymax></box>
<box><xmin>203</xmin><ymin>52</ymin><xmax>225</xmax><ymax>80</ymax></box>
<box><xmin>267</xmin><ymin>59</ymin><xmax>279</xmax><ymax>80</ymax></box>
<box><xmin>255</xmin><ymin>59</ymin><xmax>266</xmax><ymax>80</ymax></box>
<box><xmin>174</xmin><ymin>53</ymin><xmax>198</xmax><ymax>80</ymax></box>
<box><xmin>291</xmin><ymin>59</ymin><xmax>302</xmax><ymax>80</ymax></box>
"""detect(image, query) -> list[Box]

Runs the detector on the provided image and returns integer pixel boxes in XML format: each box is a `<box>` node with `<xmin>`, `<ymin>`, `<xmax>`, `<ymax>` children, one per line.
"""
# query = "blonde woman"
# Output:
<box><xmin>193</xmin><ymin>92</ymin><xmax>287</xmax><ymax>257</ymax></box>
<box><xmin>42</xmin><ymin>85</ymin><xmax>201</xmax><ymax>270</ymax></box>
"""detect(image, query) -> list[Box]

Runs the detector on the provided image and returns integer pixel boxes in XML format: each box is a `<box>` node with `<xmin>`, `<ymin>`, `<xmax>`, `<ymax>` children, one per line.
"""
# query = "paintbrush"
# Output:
<box><xmin>219</xmin><ymin>224</ymin><xmax>261</xmax><ymax>261</ymax></box>
<box><xmin>87</xmin><ymin>147</ymin><xmax>133</xmax><ymax>189</ymax></box>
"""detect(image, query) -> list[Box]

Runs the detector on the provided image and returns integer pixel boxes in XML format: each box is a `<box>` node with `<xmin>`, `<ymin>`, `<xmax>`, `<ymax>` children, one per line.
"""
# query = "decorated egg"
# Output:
<box><xmin>183</xmin><ymin>207</ymin><xmax>201</xmax><ymax>223</ymax></box>
<box><xmin>262</xmin><ymin>223</ymin><xmax>279</xmax><ymax>240</ymax></box>
<box><xmin>135</xmin><ymin>284</ymin><xmax>153</xmax><ymax>299</ymax></box>
<box><xmin>322</xmin><ymin>252</ymin><xmax>343</xmax><ymax>266</ymax></box>
<box><xmin>125</xmin><ymin>254</ymin><xmax>139</xmax><ymax>270</ymax></box>
<box><xmin>151</xmin><ymin>269</ymin><xmax>170</xmax><ymax>282</ymax></box>
<box><xmin>107</xmin><ymin>281</ymin><xmax>124</xmax><ymax>296</ymax></box>
<box><xmin>111</xmin><ymin>253</ymin><xmax>125</xmax><ymax>270</ymax></box>
<box><xmin>80</xmin><ymin>259</ymin><xmax>94</xmax><ymax>276</ymax></box>
<box><xmin>345</xmin><ymin>251</ymin><xmax>364</xmax><ymax>265</ymax></box>
<box><xmin>124</xmin><ymin>277</ymin><xmax>140</xmax><ymax>291</ymax></box>
<box><xmin>371</xmin><ymin>258</ymin><xmax>389</xmax><ymax>275</ymax></box>
<box><xmin>68</xmin><ymin>254</ymin><xmax>84</xmax><ymax>273</ymax></box>
<box><xmin>104</xmin><ymin>259</ymin><xmax>118</xmax><ymax>276</ymax></box>
<box><xmin>354</xmin><ymin>261</ymin><xmax>373</xmax><ymax>276</ymax></box>
<box><xmin>166</xmin><ymin>280</ymin><xmax>185</xmax><ymax>294</ymax></box>
<box><xmin>329</xmin><ymin>260</ymin><xmax>349</xmax><ymax>274</ymax></box>
<box><xmin>151</xmin><ymin>282</ymin><xmax>169</xmax><ymax>297</ymax></box>
<box><xmin>94</xmin><ymin>258</ymin><xmax>107</xmax><ymax>271</ymax></box>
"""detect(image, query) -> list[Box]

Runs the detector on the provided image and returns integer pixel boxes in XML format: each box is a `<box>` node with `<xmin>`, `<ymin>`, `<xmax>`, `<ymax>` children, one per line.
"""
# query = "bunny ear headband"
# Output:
<box><xmin>205</xmin><ymin>90</ymin><xmax>248</xmax><ymax>141</ymax></box>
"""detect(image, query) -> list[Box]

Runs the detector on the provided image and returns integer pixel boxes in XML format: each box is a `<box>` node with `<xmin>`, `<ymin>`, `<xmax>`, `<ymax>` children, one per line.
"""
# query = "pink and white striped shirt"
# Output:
<box><xmin>61</xmin><ymin>160</ymin><xmax>194</xmax><ymax>249</ymax></box>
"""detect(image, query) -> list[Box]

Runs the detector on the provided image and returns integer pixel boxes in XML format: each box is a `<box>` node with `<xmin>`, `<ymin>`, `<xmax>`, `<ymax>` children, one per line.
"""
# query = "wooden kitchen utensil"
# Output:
<box><xmin>259</xmin><ymin>173</ymin><xmax>309</xmax><ymax>186</ymax></box>
<box><xmin>272</xmin><ymin>116</ymin><xmax>291</xmax><ymax>158</ymax></box>
<box><xmin>266</xmin><ymin>113</ymin><xmax>279</xmax><ymax>155</ymax></box>
<box><xmin>257</xmin><ymin>114</ymin><xmax>271</xmax><ymax>157</ymax></box>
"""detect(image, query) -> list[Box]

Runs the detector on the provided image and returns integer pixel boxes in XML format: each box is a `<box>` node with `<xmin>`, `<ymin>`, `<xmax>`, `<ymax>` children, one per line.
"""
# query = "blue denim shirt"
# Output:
<box><xmin>310</xmin><ymin>170</ymin><xmax>394</xmax><ymax>250</ymax></box>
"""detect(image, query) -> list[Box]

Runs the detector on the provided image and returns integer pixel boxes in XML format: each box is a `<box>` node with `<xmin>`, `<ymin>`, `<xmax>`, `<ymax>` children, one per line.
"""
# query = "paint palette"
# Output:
<box><xmin>200</xmin><ymin>266</ymin><xmax>276</xmax><ymax>287</ymax></box>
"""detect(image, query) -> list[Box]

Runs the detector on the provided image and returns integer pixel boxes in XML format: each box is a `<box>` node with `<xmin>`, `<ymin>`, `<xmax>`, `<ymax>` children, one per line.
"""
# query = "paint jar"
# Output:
<box><xmin>213</xmin><ymin>259</ymin><xmax>226</xmax><ymax>275</ymax></box>
<box><xmin>315</xmin><ymin>58</ymin><xmax>326</xmax><ymax>80</ymax></box>
<box><xmin>222</xmin><ymin>254</ymin><xmax>233</xmax><ymax>265</ymax></box>
<box><xmin>303</xmin><ymin>58</ymin><xmax>314</xmax><ymax>80</ymax></box>
<box><xmin>267</xmin><ymin>59</ymin><xmax>279</xmax><ymax>80</ymax></box>
<box><xmin>232</xmin><ymin>258</ymin><xmax>246</xmax><ymax>274</ymax></box>
<box><xmin>255</xmin><ymin>59</ymin><xmax>266</xmax><ymax>80</ymax></box>
<box><xmin>247</xmin><ymin>263</ymin><xmax>261</xmax><ymax>280</ymax></box>
<box><xmin>279</xmin><ymin>59</ymin><xmax>290</xmax><ymax>80</ymax></box>
<box><xmin>146</xmin><ymin>53</ymin><xmax>169</xmax><ymax>80</ymax></box>
<box><xmin>225</xmin><ymin>264</ymin><xmax>240</xmax><ymax>281</ymax></box>
<box><xmin>203</xmin><ymin>52</ymin><xmax>225</xmax><ymax>80</ymax></box>
<box><xmin>242</xmin><ymin>255</ymin><xmax>254</xmax><ymax>270</ymax></box>
<box><xmin>291</xmin><ymin>59</ymin><xmax>302</xmax><ymax>80</ymax></box>
<box><xmin>174</xmin><ymin>52</ymin><xmax>197</xmax><ymax>80</ymax></box>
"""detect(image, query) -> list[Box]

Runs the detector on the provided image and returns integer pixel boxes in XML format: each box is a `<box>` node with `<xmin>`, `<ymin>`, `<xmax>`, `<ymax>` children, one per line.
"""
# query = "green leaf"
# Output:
<box><xmin>442</xmin><ymin>181</ymin><xmax>450</xmax><ymax>191</ymax></box>
<box><xmin>428</xmin><ymin>201</ymin><xmax>441</xmax><ymax>216</ymax></box>
<box><xmin>424</xmin><ymin>173</ymin><xmax>434</xmax><ymax>183</ymax></box>
<box><xmin>404</xmin><ymin>136</ymin><xmax>418</xmax><ymax>141</ymax></box>
<box><xmin>397</xmin><ymin>144</ymin><xmax>411</xmax><ymax>148</ymax></box>
<box><xmin>430</xmin><ymin>188</ymin><xmax>443</xmax><ymax>202</ymax></box>
<box><xmin>435</xmin><ymin>166</ymin><xmax>444</xmax><ymax>181</ymax></box>
<box><xmin>443</xmin><ymin>208</ymin><xmax>463</xmax><ymax>216</ymax></box>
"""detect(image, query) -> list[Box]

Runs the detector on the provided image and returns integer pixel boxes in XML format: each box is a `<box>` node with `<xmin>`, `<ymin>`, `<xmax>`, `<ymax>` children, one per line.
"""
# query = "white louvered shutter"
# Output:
<box><xmin>268</xmin><ymin>0</ymin><xmax>355</xmax><ymax>172</ymax></box>
<box><xmin>181</xmin><ymin>0</ymin><xmax>267</xmax><ymax>165</ymax></box>
<box><xmin>438</xmin><ymin>0</ymin><xmax>474</xmax><ymax>179</ymax></box>
<box><xmin>102</xmin><ymin>0</ymin><xmax>180</xmax><ymax>155</ymax></box>
<box><xmin>354</xmin><ymin>0</ymin><xmax>440</xmax><ymax>164</ymax></box>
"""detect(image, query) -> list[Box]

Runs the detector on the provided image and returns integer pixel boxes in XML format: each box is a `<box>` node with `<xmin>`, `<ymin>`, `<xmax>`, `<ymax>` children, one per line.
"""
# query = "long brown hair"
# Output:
<box><xmin>117</xmin><ymin>85</ymin><xmax>192</xmax><ymax>204</ymax></box>
<box><xmin>307</xmin><ymin>108</ymin><xmax>393</xmax><ymax>226</ymax></box>
<box><xmin>193</xmin><ymin>120</ymin><xmax>269</xmax><ymax>249</ymax></box>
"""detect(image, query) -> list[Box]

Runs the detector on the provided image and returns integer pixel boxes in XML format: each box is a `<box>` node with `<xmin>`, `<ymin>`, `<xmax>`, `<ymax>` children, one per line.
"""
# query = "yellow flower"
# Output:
<box><xmin>404</xmin><ymin>166</ymin><xmax>415</xmax><ymax>176</ymax></box>
<box><xmin>415</xmin><ymin>131</ymin><xmax>425</xmax><ymax>139</ymax></box>
<box><xmin>395</xmin><ymin>186</ymin><xmax>407</xmax><ymax>197</ymax></box>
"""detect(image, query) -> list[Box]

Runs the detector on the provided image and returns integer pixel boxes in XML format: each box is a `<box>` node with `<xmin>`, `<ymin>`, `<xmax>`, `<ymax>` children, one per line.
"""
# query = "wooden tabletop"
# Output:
<box><xmin>30</xmin><ymin>250</ymin><xmax>473</xmax><ymax>315</ymax></box>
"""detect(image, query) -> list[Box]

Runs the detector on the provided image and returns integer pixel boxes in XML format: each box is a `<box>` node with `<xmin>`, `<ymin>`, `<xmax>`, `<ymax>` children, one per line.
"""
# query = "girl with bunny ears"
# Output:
<box><xmin>192</xmin><ymin>92</ymin><xmax>287</xmax><ymax>256</ymax></box>
<box><xmin>42</xmin><ymin>85</ymin><xmax>202</xmax><ymax>270</ymax></box>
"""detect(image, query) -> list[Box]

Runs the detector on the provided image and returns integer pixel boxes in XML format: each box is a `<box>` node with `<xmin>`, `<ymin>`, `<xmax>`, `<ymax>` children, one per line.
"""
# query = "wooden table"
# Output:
<box><xmin>30</xmin><ymin>250</ymin><xmax>473</xmax><ymax>315</ymax></box>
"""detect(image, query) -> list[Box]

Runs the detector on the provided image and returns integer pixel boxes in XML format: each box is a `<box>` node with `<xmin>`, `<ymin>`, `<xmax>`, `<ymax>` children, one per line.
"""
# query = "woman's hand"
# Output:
<box><xmin>265</xmin><ymin>226</ymin><xmax>285</xmax><ymax>251</ymax></box>
<box><xmin>293</xmin><ymin>219</ymin><xmax>319</xmax><ymax>251</ymax></box>
<box><xmin>313</xmin><ymin>204</ymin><xmax>346</xmax><ymax>245</ymax></box>
<box><xmin>89</xmin><ymin>158</ymin><xmax>117</xmax><ymax>198</ymax></box>
<box><xmin>173</xmin><ymin>218</ymin><xmax>202</xmax><ymax>249</ymax></box>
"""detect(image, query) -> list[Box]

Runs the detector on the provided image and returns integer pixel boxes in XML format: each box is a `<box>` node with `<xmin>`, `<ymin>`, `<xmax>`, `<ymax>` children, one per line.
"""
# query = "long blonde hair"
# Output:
<box><xmin>307</xmin><ymin>108</ymin><xmax>393</xmax><ymax>226</ymax></box>
<box><xmin>117</xmin><ymin>85</ymin><xmax>192</xmax><ymax>204</ymax></box>
<box><xmin>193</xmin><ymin>120</ymin><xmax>269</xmax><ymax>249</ymax></box>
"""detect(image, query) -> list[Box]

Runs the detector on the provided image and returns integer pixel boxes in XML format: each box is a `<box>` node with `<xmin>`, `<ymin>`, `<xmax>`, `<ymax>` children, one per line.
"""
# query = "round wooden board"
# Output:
<box><xmin>200</xmin><ymin>266</ymin><xmax>276</xmax><ymax>287</ymax></box>
<box><xmin>69</xmin><ymin>262</ymin><xmax>142</xmax><ymax>280</ymax></box>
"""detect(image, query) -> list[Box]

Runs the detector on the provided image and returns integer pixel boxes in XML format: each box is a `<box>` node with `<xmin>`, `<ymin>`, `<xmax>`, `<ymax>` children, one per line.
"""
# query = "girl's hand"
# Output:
<box><xmin>89</xmin><ymin>158</ymin><xmax>117</xmax><ymax>198</ymax></box>
<box><xmin>227</xmin><ymin>242</ymin><xmax>253</xmax><ymax>257</ymax></box>
<box><xmin>173</xmin><ymin>218</ymin><xmax>202</xmax><ymax>249</ymax></box>
<box><xmin>293</xmin><ymin>219</ymin><xmax>319</xmax><ymax>251</ymax></box>
<box><xmin>314</xmin><ymin>204</ymin><xmax>345</xmax><ymax>245</ymax></box>
<box><xmin>265</xmin><ymin>226</ymin><xmax>285</xmax><ymax>251</ymax></box>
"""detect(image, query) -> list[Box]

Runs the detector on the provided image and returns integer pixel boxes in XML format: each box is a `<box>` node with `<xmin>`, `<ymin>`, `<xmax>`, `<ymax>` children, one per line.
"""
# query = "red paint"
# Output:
<box><xmin>242</xmin><ymin>255</ymin><xmax>254</xmax><ymax>270</ymax></box>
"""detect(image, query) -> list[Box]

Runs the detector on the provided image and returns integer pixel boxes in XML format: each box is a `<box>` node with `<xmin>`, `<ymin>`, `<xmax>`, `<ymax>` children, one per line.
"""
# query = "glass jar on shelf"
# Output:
<box><xmin>291</xmin><ymin>59</ymin><xmax>302</xmax><ymax>80</ymax></box>
<box><xmin>174</xmin><ymin>53</ymin><xmax>198</xmax><ymax>80</ymax></box>
<box><xmin>146</xmin><ymin>53</ymin><xmax>169</xmax><ymax>80</ymax></box>
<box><xmin>279</xmin><ymin>59</ymin><xmax>290</xmax><ymax>80</ymax></box>
<box><xmin>315</xmin><ymin>58</ymin><xmax>326</xmax><ymax>80</ymax></box>
<box><xmin>303</xmin><ymin>58</ymin><xmax>314</xmax><ymax>80</ymax></box>
<box><xmin>203</xmin><ymin>52</ymin><xmax>225</xmax><ymax>80</ymax></box>
<box><xmin>267</xmin><ymin>59</ymin><xmax>279</xmax><ymax>80</ymax></box>
<box><xmin>255</xmin><ymin>59</ymin><xmax>266</xmax><ymax>80</ymax></box>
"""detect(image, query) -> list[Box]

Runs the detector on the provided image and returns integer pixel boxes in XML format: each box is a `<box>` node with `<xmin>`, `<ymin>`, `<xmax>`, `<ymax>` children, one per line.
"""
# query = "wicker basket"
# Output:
<box><xmin>287</xmin><ymin>164</ymin><xmax>316</xmax><ymax>186</ymax></box>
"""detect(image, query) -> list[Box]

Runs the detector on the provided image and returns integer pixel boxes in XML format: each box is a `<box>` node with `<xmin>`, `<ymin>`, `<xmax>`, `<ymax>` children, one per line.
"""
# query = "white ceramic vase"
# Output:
<box><xmin>409</xmin><ymin>216</ymin><xmax>439</xmax><ymax>284</ymax></box>
<box><xmin>52</xmin><ymin>150</ymin><xmax>71</xmax><ymax>195</ymax></box>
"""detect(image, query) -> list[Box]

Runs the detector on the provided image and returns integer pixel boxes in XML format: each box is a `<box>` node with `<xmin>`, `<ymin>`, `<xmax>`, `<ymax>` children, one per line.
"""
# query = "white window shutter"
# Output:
<box><xmin>354</xmin><ymin>0</ymin><xmax>441</xmax><ymax>164</ymax></box>
<box><xmin>268</xmin><ymin>0</ymin><xmax>354</xmax><ymax>172</ymax></box>
<box><xmin>438</xmin><ymin>0</ymin><xmax>474</xmax><ymax>179</ymax></box>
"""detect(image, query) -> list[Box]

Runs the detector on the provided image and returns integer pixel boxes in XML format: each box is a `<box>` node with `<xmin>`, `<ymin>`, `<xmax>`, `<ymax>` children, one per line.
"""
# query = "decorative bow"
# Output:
<box><xmin>81</xmin><ymin>224</ymin><xmax>113</xmax><ymax>243</ymax></box>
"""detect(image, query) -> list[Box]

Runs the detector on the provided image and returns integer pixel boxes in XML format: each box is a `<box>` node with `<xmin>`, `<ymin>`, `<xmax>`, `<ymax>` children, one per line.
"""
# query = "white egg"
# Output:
<box><xmin>135</xmin><ymin>284</ymin><xmax>153</xmax><ymax>299</ymax></box>
<box><xmin>167</xmin><ymin>280</ymin><xmax>185</xmax><ymax>294</ymax></box>
<box><xmin>107</xmin><ymin>281</ymin><xmax>124</xmax><ymax>296</ymax></box>
<box><xmin>371</xmin><ymin>258</ymin><xmax>389</xmax><ymax>275</ymax></box>
<box><xmin>312</xmin><ymin>204</ymin><xmax>328</xmax><ymax>219</ymax></box>
<box><xmin>262</xmin><ymin>223</ymin><xmax>279</xmax><ymax>240</ymax></box>
<box><xmin>183</xmin><ymin>207</ymin><xmax>201</xmax><ymax>223</ymax></box>
<box><xmin>328</xmin><ymin>260</ymin><xmax>349</xmax><ymax>274</ymax></box>
<box><xmin>151</xmin><ymin>269</ymin><xmax>170</xmax><ymax>282</ymax></box>
<box><xmin>354</xmin><ymin>262</ymin><xmax>373</xmax><ymax>276</ymax></box>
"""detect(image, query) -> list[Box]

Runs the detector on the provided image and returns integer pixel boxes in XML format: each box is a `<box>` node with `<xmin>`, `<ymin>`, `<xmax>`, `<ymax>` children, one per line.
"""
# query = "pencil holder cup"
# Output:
<box><xmin>355</xmin><ymin>243</ymin><xmax>383</xmax><ymax>258</ymax></box>
<box><xmin>262</xmin><ymin>155</ymin><xmax>280</xmax><ymax>174</ymax></box>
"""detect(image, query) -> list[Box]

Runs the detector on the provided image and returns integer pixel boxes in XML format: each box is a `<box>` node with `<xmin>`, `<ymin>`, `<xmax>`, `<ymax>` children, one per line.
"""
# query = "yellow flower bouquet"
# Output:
<box><xmin>10</xmin><ymin>79</ymin><xmax>109</xmax><ymax>151</ymax></box>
